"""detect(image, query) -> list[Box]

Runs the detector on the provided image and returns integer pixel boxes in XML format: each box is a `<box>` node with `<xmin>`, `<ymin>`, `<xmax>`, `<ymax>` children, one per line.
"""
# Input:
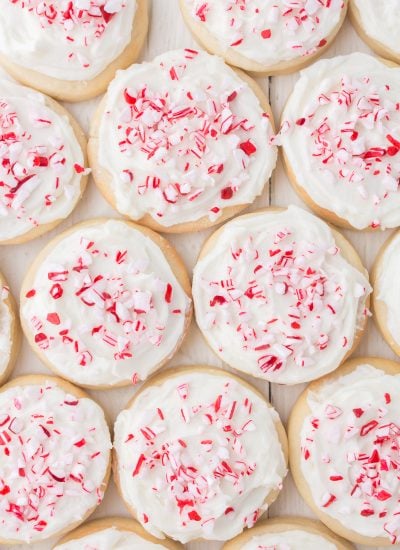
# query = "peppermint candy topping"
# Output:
<box><xmin>0</xmin><ymin>381</ymin><xmax>110</xmax><ymax>542</ymax></box>
<box><xmin>8</xmin><ymin>0</ymin><xmax>127</xmax><ymax>70</ymax></box>
<box><xmin>0</xmin><ymin>80</ymin><xmax>85</xmax><ymax>241</ymax></box>
<box><xmin>193</xmin><ymin>207</ymin><xmax>370</xmax><ymax>384</ymax></box>
<box><xmin>21</xmin><ymin>220</ymin><xmax>190</xmax><ymax>387</ymax></box>
<box><xmin>300</xmin><ymin>365</ymin><xmax>400</xmax><ymax>543</ymax></box>
<box><xmin>279</xmin><ymin>53</ymin><xmax>400</xmax><ymax>229</ymax></box>
<box><xmin>114</xmin><ymin>371</ymin><xmax>287</xmax><ymax>542</ymax></box>
<box><xmin>184</xmin><ymin>0</ymin><xmax>344</xmax><ymax>67</ymax></box>
<box><xmin>97</xmin><ymin>49</ymin><xmax>276</xmax><ymax>227</ymax></box>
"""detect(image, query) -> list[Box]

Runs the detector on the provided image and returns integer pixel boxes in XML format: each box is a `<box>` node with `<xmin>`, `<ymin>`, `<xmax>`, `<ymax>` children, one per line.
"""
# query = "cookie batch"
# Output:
<box><xmin>0</xmin><ymin>1</ymin><xmax>399</xmax><ymax>548</ymax></box>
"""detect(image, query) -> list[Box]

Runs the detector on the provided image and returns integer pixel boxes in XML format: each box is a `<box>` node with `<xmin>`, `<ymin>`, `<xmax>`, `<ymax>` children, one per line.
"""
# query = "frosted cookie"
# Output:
<box><xmin>179</xmin><ymin>0</ymin><xmax>347</xmax><ymax>75</ymax></box>
<box><xmin>54</xmin><ymin>517</ymin><xmax>183</xmax><ymax>549</ymax></box>
<box><xmin>89</xmin><ymin>48</ymin><xmax>277</xmax><ymax>233</ymax></box>
<box><xmin>0</xmin><ymin>80</ymin><xmax>87</xmax><ymax>244</ymax></box>
<box><xmin>0</xmin><ymin>375</ymin><xmax>111</xmax><ymax>544</ymax></box>
<box><xmin>193</xmin><ymin>206</ymin><xmax>370</xmax><ymax>385</ymax></box>
<box><xmin>350</xmin><ymin>1</ymin><xmax>400</xmax><ymax>64</ymax></box>
<box><xmin>372</xmin><ymin>229</ymin><xmax>400</xmax><ymax>356</ymax></box>
<box><xmin>0</xmin><ymin>0</ymin><xmax>148</xmax><ymax>102</ymax></box>
<box><xmin>222</xmin><ymin>516</ymin><xmax>354</xmax><ymax>549</ymax></box>
<box><xmin>278</xmin><ymin>53</ymin><xmax>400</xmax><ymax>231</ymax></box>
<box><xmin>289</xmin><ymin>357</ymin><xmax>400</xmax><ymax>546</ymax></box>
<box><xmin>20</xmin><ymin>219</ymin><xmax>192</xmax><ymax>389</ymax></box>
<box><xmin>0</xmin><ymin>272</ymin><xmax>20</xmax><ymax>385</ymax></box>
<box><xmin>113</xmin><ymin>366</ymin><xmax>288</xmax><ymax>543</ymax></box>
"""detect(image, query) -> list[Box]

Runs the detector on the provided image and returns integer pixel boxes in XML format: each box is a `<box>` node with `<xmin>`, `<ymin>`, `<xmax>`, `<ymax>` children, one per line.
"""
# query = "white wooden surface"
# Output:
<box><xmin>2</xmin><ymin>2</ymin><xmax>398</xmax><ymax>548</ymax></box>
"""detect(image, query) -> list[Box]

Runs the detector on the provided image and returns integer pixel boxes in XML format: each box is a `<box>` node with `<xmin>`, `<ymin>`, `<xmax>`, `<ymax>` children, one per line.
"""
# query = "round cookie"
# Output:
<box><xmin>349</xmin><ymin>1</ymin><xmax>400</xmax><ymax>65</ymax></box>
<box><xmin>0</xmin><ymin>374</ymin><xmax>111</xmax><ymax>544</ymax></box>
<box><xmin>54</xmin><ymin>517</ymin><xmax>183</xmax><ymax>549</ymax></box>
<box><xmin>278</xmin><ymin>52</ymin><xmax>400</xmax><ymax>230</ymax></box>
<box><xmin>20</xmin><ymin>218</ymin><xmax>192</xmax><ymax>389</ymax></box>
<box><xmin>222</xmin><ymin>516</ymin><xmax>354</xmax><ymax>549</ymax></box>
<box><xmin>371</xmin><ymin>229</ymin><xmax>400</xmax><ymax>356</ymax></box>
<box><xmin>0</xmin><ymin>271</ymin><xmax>20</xmax><ymax>384</ymax></box>
<box><xmin>0</xmin><ymin>79</ymin><xmax>88</xmax><ymax>244</ymax></box>
<box><xmin>0</xmin><ymin>0</ymin><xmax>148</xmax><ymax>102</ymax></box>
<box><xmin>179</xmin><ymin>0</ymin><xmax>348</xmax><ymax>75</ymax></box>
<box><xmin>289</xmin><ymin>357</ymin><xmax>400</xmax><ymax>546</ymax></box>
<box><xmin>192</xmin><ymin>205</ymin><xmax>371</xmax><ymax>385</ymax></box>
<box><xmin>113</xmin><ymin>365</ymin><xmax>288</xmax><ymax>543</ymax></box>
<box><xmin>88</xmin><ymin>48</ymin><xmax>277</xmax><ymax>233</ymax></box>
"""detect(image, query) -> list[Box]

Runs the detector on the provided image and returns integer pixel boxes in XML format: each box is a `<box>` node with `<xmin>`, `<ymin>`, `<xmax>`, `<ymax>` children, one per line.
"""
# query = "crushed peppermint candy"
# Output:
<box><xmin>21</xmin><ymin>219</ymin><xmax>191</xmax><ymax>387</ymax></box>
<box><xmin>114</xmin><ymin>370</ymin><xmax>287</xmax><ymax>543</ymax></box>
<box><xmin>96</xmin><ymin>48</ymin><xmax>276</xmax><ymax>228</ymax></box>
<box><xmin>193</xmin><ymin>206</ymin><xmax>371</xmax><ymax>384</ymax></box>
<box><xmin>0</xmin><ymin>80</ymin><xmax>86</xmax><ymax>242</ymax></box>
<box><xmin>6</xmin><ymin>0</ymin><xmax>129</xmax><ymax>72</ymax></box>
<box><xmin>0</xmin><ymin>379</ymin><xmax>111</xmax><ymax>542</ymax></box>
<box><xmin>299</xmin><ymin>364</ymin><xmax>400</xmax><ymax>544</ymax></box>
<box><xmin>278</xmin><ymin>53</ymin><xmax>400</xmax><ymax>230</ymax></box>
<box><xmin>183</xmin><ymin>0</ymin><xmax>345</xmax><ymax>67</ymax></box>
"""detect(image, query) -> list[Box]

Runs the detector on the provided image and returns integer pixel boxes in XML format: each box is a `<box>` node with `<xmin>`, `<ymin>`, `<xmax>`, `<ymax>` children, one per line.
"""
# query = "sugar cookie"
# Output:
<box><xmin>20</xmin><ymin>219</ymin><xmax>192</xmax><ymax>388</ymax></box>
<box><xmin>289</xmin><ymin>357</ymin><xmax>400</xmax><ymax>546</ymax></box>
<box><xmin>89</xmin><ymin>48</ymin><xmax>277</xmax><ymax>233</ymax></box>
<box><xmin>193</xmin><ymin>206</ymin><xmax>370</xmax><ymax>384</ymax></box>
<box><xmin>113</xmin><ymin>366</ymin><xmax>288</xmax><ymax>543</ymax></box>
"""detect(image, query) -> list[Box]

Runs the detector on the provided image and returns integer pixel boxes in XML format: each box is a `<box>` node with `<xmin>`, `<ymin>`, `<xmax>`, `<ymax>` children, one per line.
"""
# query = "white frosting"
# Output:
<box><xmin>353</xmin><ymin>0</ymin><xmax>400</xmax><ymax>55</ymax></box>
<box><xmin>192</xmin><ymin>206</ymin><xmax>370</xmax><ymax>384</ymax></box>
<box><xmin>279</xmin><ymin>53</ymin><xmax>400</xmax><ymax>230</ymax></box>
<box><xmin>114</xmin><ymin>370</ymin><xmax>287</xmax><ymax>543</ymax></box>
<box><xmin>300</xmin><ymin>364</ymin><xmax>400</xmax><ymax>543</ymax></box>
<box><xmin>97</xmin><ymin>49</ymin><xmax>276</xmax><ymax>227</ymax></box>
<box><xmin>0</xmin><ymin>79</ymin><xmax>85</xmax><ymax>241</ymax></box>
<box><xmin>375</xmin><ymin>232</ymin><xmax>400</xmax><ymax>347</ymax></box>
<box><xmin>183</xmin><ymin>0</ymin><xmax>344</xmax><ymax>67</ymax></box>
<box><xmin>241</xmin><ymin>529</ymin><xmax>337</xmax><ymax>550</ymax></box>
<box><xmin>0</xmin><ymin>1</ymin><xmax>136</xmax><ymax>81</ymax></box>
<box><xmin>55</xmin><ymin>526</ymin><xmax>167</xmax><ymax>550</ymax></box>
<box><xmin>0</xmin><ymin>284</ymin><xmax>12</xmax><ymax>376</ymax></box>
<box><xmin>0</xmin><ymin>380</ymin><xmax>111</xmax><ymax>542</ymax></box>
<box><xmin>21</xmin><ymin>220</ymin><xmax>191</xmax><ymax>387</ymax></box>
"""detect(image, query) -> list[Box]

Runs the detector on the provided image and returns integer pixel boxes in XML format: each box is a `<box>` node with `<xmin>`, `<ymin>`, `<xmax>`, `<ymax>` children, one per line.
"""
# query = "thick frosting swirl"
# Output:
<box><xmin>241</xmin><ymin>529</ymin><xmax>337</xmax><ymax>549</ymax></box>
<box><xmin>114</xmin><ymin>370</ymin><xmax>287</xmax><ymax>543</ymax></box>
<box><xmin>278</xmin><ymin>53</ymin><xmax>400</xmax><ymax>230</ymax></box>
<box><xmin>300</xmin><ymin>364</ymin><xmax>400</xmax><ymax>543</ymax></box>
<box><xmin>193</xmin><ymin>206</ymin><xmax>370</xmax><ymax>384</ymax></box>
<box><xmin>0</xmin><ymin>1</ymin><xmax>136</xmax><ymax>81</ymax></box>
<box><xmin>0</xmin><ymin>285</ymin><xmax>11</xmax><ymax>377</ymax></box>
<box><xmin>182</xmin><ymin>0</ymin><xmax>344</xmax><ymax>67</ymax></box>
<box><xmin>0</xmin><ymin>79</ymin><xmax>85</xmax><ymax>242</ymax></box>
<box><xmin>95</xmin><ymin>49</ymin><xmax>276</xmax><ymax>227</ymax></box>
<box><xmin>55</xmin><ymin>527</ymin><xmax>167</xmax><ymax>549</ymax></box>
<box><xmin>0</xmin><ymin>379</ymin><xmax>111</xmax><ymax>542</ymax></box>
<box><xmin>21</xmin><ymin>220</ymin><xmax>191</xmax><ymax>387</ymax></box>
<box><xmin>353</xmin><ymin>0</ymin><xmax>400</xmax><ymax>56</ymax></box>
